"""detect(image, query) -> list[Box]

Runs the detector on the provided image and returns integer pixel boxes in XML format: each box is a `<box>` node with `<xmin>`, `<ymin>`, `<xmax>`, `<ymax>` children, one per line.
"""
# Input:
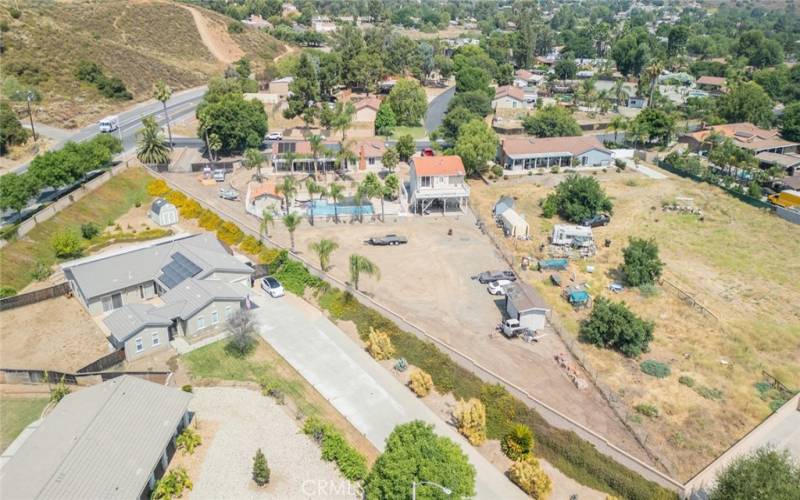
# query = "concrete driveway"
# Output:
<box><xmin>246</xmin><ymin>289</ymin><xmax>526</xmax><ymax>499</ymax></box>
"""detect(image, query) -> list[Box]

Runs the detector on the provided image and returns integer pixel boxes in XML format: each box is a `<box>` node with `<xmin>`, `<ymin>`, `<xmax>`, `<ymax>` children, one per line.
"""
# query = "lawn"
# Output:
<box><xmin>391</xmin><ymin>126</ymin><xmax>428</xmax><ymax>140</ymax></box>
<box><xmin>0</xmin><ymin>397</ymin><xmax>49</xmax><ymax>452</ymax></box>
<box><xmin>469</xmin><ymin>170</ymin><xmax>800</xmax><ymax>480</ymax></box>
<box><xmin>0</xmin><ymin>167</ymin><xmax>154</xmax><ymax>293</ymax></box>
<box><xmin>181</xmin><ymin>336</ymin><xmax>379</xmax><ymax>462</ymax></box>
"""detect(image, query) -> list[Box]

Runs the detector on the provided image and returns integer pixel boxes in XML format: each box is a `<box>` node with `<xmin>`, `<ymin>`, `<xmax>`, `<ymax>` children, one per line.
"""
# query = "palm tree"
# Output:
<box><xmin>276</xmin><ymin>175</ymin><xmax>297</xmax><ymax>213</ymax></box>
<box><xmin>612</xmin><ymin>79</ymin><xmax>628</xmax><ymax>110</ymax></box>
<box><xmin>596</xmin><ymin>89</ymin><xmax>611</xmax><ymax>115</ymax></box>
<box><xmin>336</xmin><ymin>141</ymin><xmax>357</xmax><ymax>172</ymax></box>
<box><xmin>208</xmin><ymin>133</ymin><xmax>222</xmax><ymax>161</ymax></box>
<box><xmin>361</xmin><ymin>172</ymin><xmax>385</xmax><ymax>222</ymax></box>
<box><xmin>153</xmin><ymin>80</ymin><xmax>173</xmax><ymax>149</ymax></box>
<box><xmin>306</xmin><ymin>178</ymin><xmax>325</xmax><ymax>226</ymax></box>
<box><xmin>332</xmin><ymin>101</ymin><xmax>356</xmax><ymax>141</ymax></box>
<box><xmin>644</xmin><ymin>61</ymin><xmax>664</xmax><ymax>107</ymax></box>
<box><xmin>243</xmin><ymin>148</ymin><xmax>264</xmax><ymax>181</ymax></box>
<box><xmin>283</xmin><ymin>150</ymin><xmax>297</xmax><ymax>174</ymax></box>
<box><xmin>609</xmin><ymin>115</ymin><xmax>627</xmax><ymax>144</ymax></box>
<box><xmin>259</xmin><ymin>208</ymin><xmax>274</xmax><ymax>239</ymax></box>
<box><xmin>136</xmin><ymin>116</ymin><xmax>170</xmax><ymax>167</ymax></box>
<box><xmin>328</xmin><ymin>182</ymin><xmax>344</xmax><ymax>223</ymax></box>
<box><xmin>353</xmin><ymin>183</ymin><xmax>366</xmax><ymax>223</ymax></box>
<box><xmin>309</xmin><ymin>238</ymin><xmax>339</xmax><ymax>271</ymax></box>
<box><xmin>283</xmin><ymin>212</ymin><xmax>301</xmax><ymax>252</ymax></box>
<box><xmin>308</xmin><ymin>134</ymin><xmax>324</xmax><ymax>177</ymax></box>
<box><xmin>349</xmin><ymin>254</ymin><xmax>380</xmax><ymax>291</ymax></box>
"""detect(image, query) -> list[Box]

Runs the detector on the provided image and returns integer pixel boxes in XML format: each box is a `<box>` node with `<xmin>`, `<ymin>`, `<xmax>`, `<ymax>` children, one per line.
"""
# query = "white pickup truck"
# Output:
<box><xmin>98</xmin><ymin>115</ymin><xmax>120</xmax><ymax>133</ymax></box>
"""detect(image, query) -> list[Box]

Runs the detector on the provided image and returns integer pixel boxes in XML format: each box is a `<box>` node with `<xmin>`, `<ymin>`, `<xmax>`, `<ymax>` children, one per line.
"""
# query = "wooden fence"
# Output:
<box><xmin>0</xmin><ymin>282</ymin><xmax>71</xmax><ymax>311</ymax></box>
<box><xmin>0</xmin><ymin>368</ymin><xmax>171</xmax><ymax>386</ymax></box>
<box><xmin>76</xmin><ymin>349</ymin><xmax>126</xmax><ymax>373</ymax></box>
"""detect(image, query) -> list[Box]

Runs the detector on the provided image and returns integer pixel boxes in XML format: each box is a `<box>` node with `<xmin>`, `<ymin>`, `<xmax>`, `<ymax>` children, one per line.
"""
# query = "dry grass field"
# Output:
<box><xmin>0</xmin><ymin>0</ymin><xmax>282</xmax><ymax>127</ymax></box>
<box><xmin>470</xmin><ymin>169</ymin><xmax>800</xmax><ymax>480</ymax></box>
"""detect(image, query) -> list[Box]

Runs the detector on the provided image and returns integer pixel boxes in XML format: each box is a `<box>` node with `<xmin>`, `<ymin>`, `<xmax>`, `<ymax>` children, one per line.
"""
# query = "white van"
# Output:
<box><xmin>98</xmin><ymin>115</ymin><xmax>120</xmax><ymax>133</ymax></box>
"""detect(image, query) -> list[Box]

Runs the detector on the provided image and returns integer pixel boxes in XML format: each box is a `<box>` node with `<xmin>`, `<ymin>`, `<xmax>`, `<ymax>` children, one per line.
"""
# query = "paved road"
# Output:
<box><xmin>248</xmin><ymin>290</ymin><xmax>527</xmax><ymax>500</ymax></box>
<box><xmin>424</xmin><ymin>86</ymin><xmax>455</xmax><ymax>133</ymax></box>
<box><xmin>12</xmin><ymin>86</ymin><xmax>206</xmax><ymax>174</ymax></box>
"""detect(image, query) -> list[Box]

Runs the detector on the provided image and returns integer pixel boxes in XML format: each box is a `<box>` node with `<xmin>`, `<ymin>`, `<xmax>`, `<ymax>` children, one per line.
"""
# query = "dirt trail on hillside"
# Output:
<box><xmin>179</xmin><ymin>4</ymin><xmax>244</xmax><ymax>64</ymax></box>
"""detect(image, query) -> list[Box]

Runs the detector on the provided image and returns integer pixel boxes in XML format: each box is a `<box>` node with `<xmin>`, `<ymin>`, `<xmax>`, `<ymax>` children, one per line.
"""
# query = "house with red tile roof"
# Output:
<box><xmin>500</xmin><ymin>136</ymin><xmax>613</xmax><ymax>170</ymax></box>
<box><xmin>680</xmin><ymin>123</ymin><xmax>798</xmax><ymax>155</ymax></box>
<box><xmin>409</xmin><ymin>155</ymin><xmax>470</xmax><ymax>214</ymax></box>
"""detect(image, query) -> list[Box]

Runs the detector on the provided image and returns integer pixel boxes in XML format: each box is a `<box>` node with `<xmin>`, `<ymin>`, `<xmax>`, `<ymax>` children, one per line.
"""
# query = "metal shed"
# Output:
<box><xmin>148</xmin><ymin>197</ymin><xmax>178</xmax><ymax>227</ymax></box>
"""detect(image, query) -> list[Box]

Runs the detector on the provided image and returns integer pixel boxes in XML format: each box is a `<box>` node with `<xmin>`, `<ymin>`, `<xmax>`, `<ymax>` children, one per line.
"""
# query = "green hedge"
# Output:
<box><xmin>302</xmin><ymin>417</ymin><xmax>369</xmax><ymax>483</ymax></box>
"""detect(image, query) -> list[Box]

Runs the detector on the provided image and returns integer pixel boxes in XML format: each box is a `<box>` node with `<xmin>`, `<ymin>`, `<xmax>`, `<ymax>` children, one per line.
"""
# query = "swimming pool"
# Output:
<box><xmin>310</xmin><ymin>199</ymin><xmax>374</xmax><ymax>216</ymax></box>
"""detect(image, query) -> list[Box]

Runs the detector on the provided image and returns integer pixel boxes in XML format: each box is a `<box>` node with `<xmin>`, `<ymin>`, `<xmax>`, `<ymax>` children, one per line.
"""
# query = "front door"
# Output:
<box><xmin>111</xmin><ymin>293</ymin><xmax>123</xmax><ymax>309</ymax></box>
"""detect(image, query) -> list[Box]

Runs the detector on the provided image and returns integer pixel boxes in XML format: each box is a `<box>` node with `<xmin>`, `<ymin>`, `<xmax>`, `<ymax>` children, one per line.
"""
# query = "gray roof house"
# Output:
<box><xmin>493</xmin><ymin>196</ymin><xmax>515</xmax><ymax>217</ymax></box>
<box><xmin>505</xmin><ymin>283</ymin><xmax>550</xmax><ymax>331</ymax></box>
<box><xmin>0</xmin><ymin>375</ymin><xmax>192</xmax><ymax>500</ymax></box>
<box><xmin>149</xmin><ymin>197</ymin><xmax>178</xmax><ymax>226</ymax></box>
<box><xmin>63</xmin><ymin>233</ymin><xmax>253</xmax><ymax>316</ymax></box>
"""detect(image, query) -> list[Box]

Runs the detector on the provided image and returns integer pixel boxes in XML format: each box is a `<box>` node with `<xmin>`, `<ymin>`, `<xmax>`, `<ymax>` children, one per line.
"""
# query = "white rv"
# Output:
<box><xmin>551</xmin><ymin>224</ymin><xmax>594</xmax><ymax>247</ymax></box>
<box><xmin>98</xmin><ymin>115</ymin><xmax>120</xmax><ymax>133</ymax></box>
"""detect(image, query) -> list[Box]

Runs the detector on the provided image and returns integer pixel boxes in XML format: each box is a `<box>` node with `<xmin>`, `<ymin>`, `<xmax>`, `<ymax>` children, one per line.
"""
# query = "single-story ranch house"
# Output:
<box><xmin>0</xmin><ymin>375</ymin><xmax>192</xmax><ymax>500</ymax></box>
<box><xmin>680</xmin><ymin>122</ymin><xmax>799</xmax><ymax>155</ymax></box>
<box><xmin>500</xmin><ymin>136</ymin><xmax>613</xmax><ymax>171</ymax></box>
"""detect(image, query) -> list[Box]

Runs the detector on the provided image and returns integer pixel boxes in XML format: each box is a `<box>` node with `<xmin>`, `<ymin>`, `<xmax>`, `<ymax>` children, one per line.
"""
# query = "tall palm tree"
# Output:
<box><xmin>136</xmin><ymin>116</ymin><xmax>170</xmax><ymax>167</ymax></box>
<box><xmin>308</xmin><ymin>134</ymin><xmax>324</xmax><ymax>177</ymax></box>
<box><xmin>332</xmin><ymin>101</ymin><xmax>356</xmax><ymax>141</ymax></box>
<box><xmin>644</xmin><ymin>61</ymin><xmax>664</xmax><ymax>107</ymax></box>
<box><xmin>276</xmin><ymin>175</ymin><xmax>297</xmax><ymax>213</ymax></box>
<box><xmin>349</xmin><ymin>254</ymin><xmax>380</xmax><ymax>291</ymax></box>
<box><xmin>309</xmin><ymin>238</ymin><xmax>339</xmax><ymax>271</ymax></box>
<box><xmin>353</xmin><ymin>183</ymin><xmax>366</xmax><ymax>223</ymax></box>
<box><xmin>328</xmin><ymin>182</ymin><xmax>344</xmax><ymax>223</ymax></box>
<box><xmin>284</xmin><ymin>150</ymin><xmax>297</xmax><ymax>174</ymax></box>
<box><xmin>283</xmin><ymin>212</ymin><xmax>301</xmax><ymax>252</ymax></box>
<box><xmin>208</xmin><ymin>133</ymin><xmax>222</xmax><ymax>161</ymax></box>
<box><xmin>609</xmin><ymin>116</ymin><xmax>627</xmax><ymax>144</ymax></box>
<box><xmin>361</xmin><ymin>172</ymin><xmax>385</xmax><ymax>222</ymax></box>
<box><xmin>259</xmin><ymin>208</ymin><xmax>274</xmax><ymax>239</ymax></box>
<box><xmin>596</xmin><ymin>89</ymin><xmax>611</xmax><ymax>115</ymax></box>
<box><xmin>243</xmin><ymin>148</ymin><xmax>264</xmax><ymax>181</ymax></box>
<box><xmin>306</xmin><ymin>178</ymin><xmax>325</xmax><ymax>226</ymax></box>
<box><xmin>336</xmin><ymin>141</ymin><xmax>357</xmax><ymax>172</ymax></box>
<box><xmin>612</xmin><ymin>79</ymin><xmax>628</xmax><ymax>110</ymax></box>
<box><xmin>153</xmin><ymin>80</ymin><xmax>173</xmax><ymax>149</ymax></box>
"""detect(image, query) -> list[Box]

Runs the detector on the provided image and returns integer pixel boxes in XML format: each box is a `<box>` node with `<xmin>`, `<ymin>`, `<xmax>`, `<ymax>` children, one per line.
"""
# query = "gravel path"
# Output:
<box><xmin>189</xmin><ymin>387</ymin><xmax>359</xmax><ymax>499</ymax></box>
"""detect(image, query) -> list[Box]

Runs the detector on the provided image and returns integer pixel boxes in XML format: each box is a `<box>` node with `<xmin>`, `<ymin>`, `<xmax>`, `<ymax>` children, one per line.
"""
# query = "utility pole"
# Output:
<box><xmin>26</xmin><ymin>91</ymin><xmax>37</xmax><ymax>142</ymax></box>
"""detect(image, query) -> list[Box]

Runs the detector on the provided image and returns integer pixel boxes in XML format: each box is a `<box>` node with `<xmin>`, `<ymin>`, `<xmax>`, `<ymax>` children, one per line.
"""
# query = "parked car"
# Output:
<box><xmin>581</xmin><ymin>213</ymin><xmax>610</xmax><ymax>227</ymax></box>
<box><xmin>474</xmin><ymin>270</ymin><xmax>516</xmax><ymax>284</ymax></box>
<box><xmin>421</xmin><ymin>147</ymin><xmax>435</xmax><ymax>156</ymax></box>
<box><xmin>265</xmin><ymin>132</ymin><xmax>283</xmax><ymax>141</ymax></box>
<box><xmin>219</xmin><ymin>187</ymin><xmax>239</xmax><ymax>200</ymax></box>
<box><xmin>213</xmin><ymin>169</ymin><xmax>226</xmax><ymax>182</ymax></box>
<box><xmin>366</xmin><ymin>234</ymin><xmax>408</xmax><ymax>246</ymax></box>
<box><xmin>487</xmin><ymin>279</ymin><xmax>512</xmax><ymax>295</ymax></box>
<box><xmin>260</xmin><ymin>276</ymin><xmax>284</xmax><ymax>297</ymax></box>
<box><xmin>497</xmin><ymin>319</ymin><xmax>532</xmax><ymax>338</ymax></box>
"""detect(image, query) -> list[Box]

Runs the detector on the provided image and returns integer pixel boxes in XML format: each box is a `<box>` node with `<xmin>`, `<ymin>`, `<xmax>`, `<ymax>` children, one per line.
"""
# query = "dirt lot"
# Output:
<box><xmin>0</xmin><ymin>296</ymin><xmax>112</xmax><ymax>372</ymax></box>
<box><xmin>470</xmin><ymin>169</ymin><xmax>800</xmax><ymax>480</ymax></box>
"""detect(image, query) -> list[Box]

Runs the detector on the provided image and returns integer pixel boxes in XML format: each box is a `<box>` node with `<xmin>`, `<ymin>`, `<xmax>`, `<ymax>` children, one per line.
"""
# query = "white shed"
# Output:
<box><xmin>148</xmin><ymin>198</ymin><xmax>178</xmax><ymax>227</ymax></box>
<box><xmin>505</xmin><ymin>284</ymin><xmax>549</xmax><ymax>331</ymax></box>
<box><xmin>500</xmin><ymin>208</ymin><xmax>530</xmax><ymax>239</ymax></box>
<box><xmin>551</xmin><ymin>224</ymin><xmax>593</xmax><ymax>247</ymax></box>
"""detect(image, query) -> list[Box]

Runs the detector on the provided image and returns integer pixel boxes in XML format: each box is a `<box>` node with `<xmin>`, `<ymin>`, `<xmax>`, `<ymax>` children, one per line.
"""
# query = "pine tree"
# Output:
<box><xmin>252</xmin><ymin>448</ymin><xmax>270</xmax><ymax>486</ymax></box>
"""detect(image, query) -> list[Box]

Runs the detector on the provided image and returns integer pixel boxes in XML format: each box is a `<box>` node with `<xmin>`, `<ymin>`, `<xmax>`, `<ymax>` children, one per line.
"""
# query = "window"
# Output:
<box><xmin>211</xmin><ymin>311</ymin><xmax>219</xmax><ymax>325</ymax></box>
<box><xmin>420</xmin><ymin>176</ymin><xmax>431</xmax><ymax>187</ymax></box>
<box><xmin>368</xmin><ymin>157</ymin><xmax>376</xmax><ymax>165</ymax></box>
<box><xmin>152</xmin><ymin>332</ymin><xmax>160</xmax><ymax>347</ymax></box>
<box><xmin>225</xmin><ymin>306</ymin><xmax>232</xmax><ymax>319</ymax></box>
<box><xmin>135</xmin><ymin>337</ymin><xmax>144</xmax><ymax>353</ymax></box>
<box><xmin>197</xmin><ymin>316</ymin><xmax>205</xmax><ymax>330</ymax></box>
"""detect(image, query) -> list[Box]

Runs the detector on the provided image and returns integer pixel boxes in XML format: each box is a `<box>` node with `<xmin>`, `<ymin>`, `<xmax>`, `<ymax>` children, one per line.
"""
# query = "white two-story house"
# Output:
<box><xmin>409</xmin><ymin>155</ymin><xmax>470</xmax><ymax>214</ymax></box>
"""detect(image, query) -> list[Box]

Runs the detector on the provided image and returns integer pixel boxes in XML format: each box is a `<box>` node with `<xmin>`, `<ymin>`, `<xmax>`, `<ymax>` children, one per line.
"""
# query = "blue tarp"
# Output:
<box><xmin>568</xmin><ymin>290</ymin><xmax>590</xmax><ymax>304</ymax></box>
<box><xmin>538</xmin><ymin>258</ymin><xmax>569</xmax><ymax>270</ymax></box>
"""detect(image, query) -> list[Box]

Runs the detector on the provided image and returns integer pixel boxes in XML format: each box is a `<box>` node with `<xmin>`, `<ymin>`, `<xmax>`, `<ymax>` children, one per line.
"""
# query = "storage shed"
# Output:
<box><xmin>148</xmin><ymin>198</ymin><xmax>178</xmax><ymax>227</ymax></box>
<box><xmin>500</xmin><ymin>208</ymin><xmax>530</xmax><ymax>239</ymax></box>
<box><xmin>493</xmin><ymin>196</ymin><xmax>514</xmax><ymax>217</ymax></box>
<box><xmin>505</xmin><ymin>283</ymin><xmax>549</xmax><ymax>331</ymax></box>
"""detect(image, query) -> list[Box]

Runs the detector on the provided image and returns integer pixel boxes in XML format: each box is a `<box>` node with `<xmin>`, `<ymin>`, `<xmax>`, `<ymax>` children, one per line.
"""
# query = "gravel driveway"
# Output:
<box><xmin>189</xmin><ymin>387</ymin><xmax>359</xmax><ymax>499</ymax></box>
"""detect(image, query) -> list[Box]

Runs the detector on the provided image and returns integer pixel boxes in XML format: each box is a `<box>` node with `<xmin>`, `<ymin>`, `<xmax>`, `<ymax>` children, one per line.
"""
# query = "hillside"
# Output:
<box><xmin>0</xmin><ymin>0</ymin><xmax>283</xmax><ymax>128</ymax></box>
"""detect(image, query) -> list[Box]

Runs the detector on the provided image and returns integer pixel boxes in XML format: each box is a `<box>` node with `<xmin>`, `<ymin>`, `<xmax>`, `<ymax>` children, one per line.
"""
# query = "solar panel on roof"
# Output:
<box><xmin>157</xmin><ymin>252</ymin><xmax>202</xmax><ymax>289</ymax></box>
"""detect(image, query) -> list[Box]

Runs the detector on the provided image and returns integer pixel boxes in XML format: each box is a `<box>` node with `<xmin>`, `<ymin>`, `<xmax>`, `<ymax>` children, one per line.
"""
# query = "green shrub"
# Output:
<box><xmin>638</xmin><ymin>283</ymin><xmax>660</xmax><ymax>297</ymax></box>
<box><xmin>9</xmin><ymin>7</ymin><xmax>21</xmax><ymax>19</ymax></box>
<box><xmin>634</xmin><ymin>404</ymin><xmax>659</xmax><ymax>418</ymax></box>
<box><xmin>152</xmin><ymin>468</ymin><xmax>192</xmax><ymax>500</ymax></box>
<box><xmin>179</xmin><ymin>199</ymin><xmax>203</xmax><ymax>219</ymax></box>
<box><xmin>580</xmin><ymin>298</ymin><xmax>654</xmax><ymax>358</ymax></box>
<box><xmin>228</xmin><ymin>20</ymin><xmax>244</xmax><ymax>33</ymax></box>
<box><xmin>639</xmin><ymin>360</ymin><xmax>671</xmax><ymax>379</ymax></box>
<box><xmin>274</xmin><ymin>259</ymin><xmax>323</xmax><ymax>295</ymax></box>
<box><xmin>695</xmin><ymin>385</ymin><xmax>724</xmax><ymax>401</ymax></box>
<box><xmin>622</xmin><ymin>238</ymin><xmax>664</xmax><ymax>287</ymax></box>
<box><xmin>30</xmin><ymin>261</ymin><xmax>52</xmax><ymax>281</ymax></box>
<box><xmin>51</xmin><ymin>229</ymin><xmax>83</xmax><ymax>259</ymax></box>
<box><xmin>0</xmin><ymin>286</ymin><xmax>16</xmax><ymax>298</ymax></box>
<box><xmin>198</xmin><ymin>209</ymin><xmax>223</xmax><ymax>230</ymax></box>
<box><xmin>501</xmin><ymin>423</ymin><xmax>535</xmax><ymax>460</ymax></box>
<box><xmin>181</xmin><ymin>384</ymin><xmax>193</xmax><ymax>393</ymax></box>
<box><xmin>679</xmin><ymin>376</ymin><xmax>695</xmax><ymax>387</ymax></box>
<box><xmin>240</xmin><ymin>235</ymin><xmax>263</xmax><ymax>255</ymax></box>
<box><xmin>252</xmin><ymin>448</ymin><xmax>270</xmax><ymax>486</ymax></box>
<box><xmin>491</xmin><ymin>164</ymin><xmax>503</xmax><ymax>177</ymax></box>
<box><xmin>0</xmin><ymin>223</ymin><xmax>19</xmax><ymax>241</ymax></box>
<box><xmin>80</xmin><ymin>222</ymin><xmax>101</xmax><ymax>240</ymax></box>
<box><xmin>176</xmin><ymin>427</ymin><xmax>202</xmax><ymax>455</ymax></box>
<box><xmin>302</xmin><ymin>417</ymin><xmax>368</xmax><ymax>482</ymax></box>
<box><xmin>217</xmin><ymin>221</ymin><xmax>244</xmax><ymax>245</ymax></box>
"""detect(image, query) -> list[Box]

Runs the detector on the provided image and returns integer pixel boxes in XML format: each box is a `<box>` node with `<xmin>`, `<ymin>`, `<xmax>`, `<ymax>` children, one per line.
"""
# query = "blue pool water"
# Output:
<box><xmin>310</xmin><ymin>199</ymin><xmax>374</xmax><ymax>216</ymax></box>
